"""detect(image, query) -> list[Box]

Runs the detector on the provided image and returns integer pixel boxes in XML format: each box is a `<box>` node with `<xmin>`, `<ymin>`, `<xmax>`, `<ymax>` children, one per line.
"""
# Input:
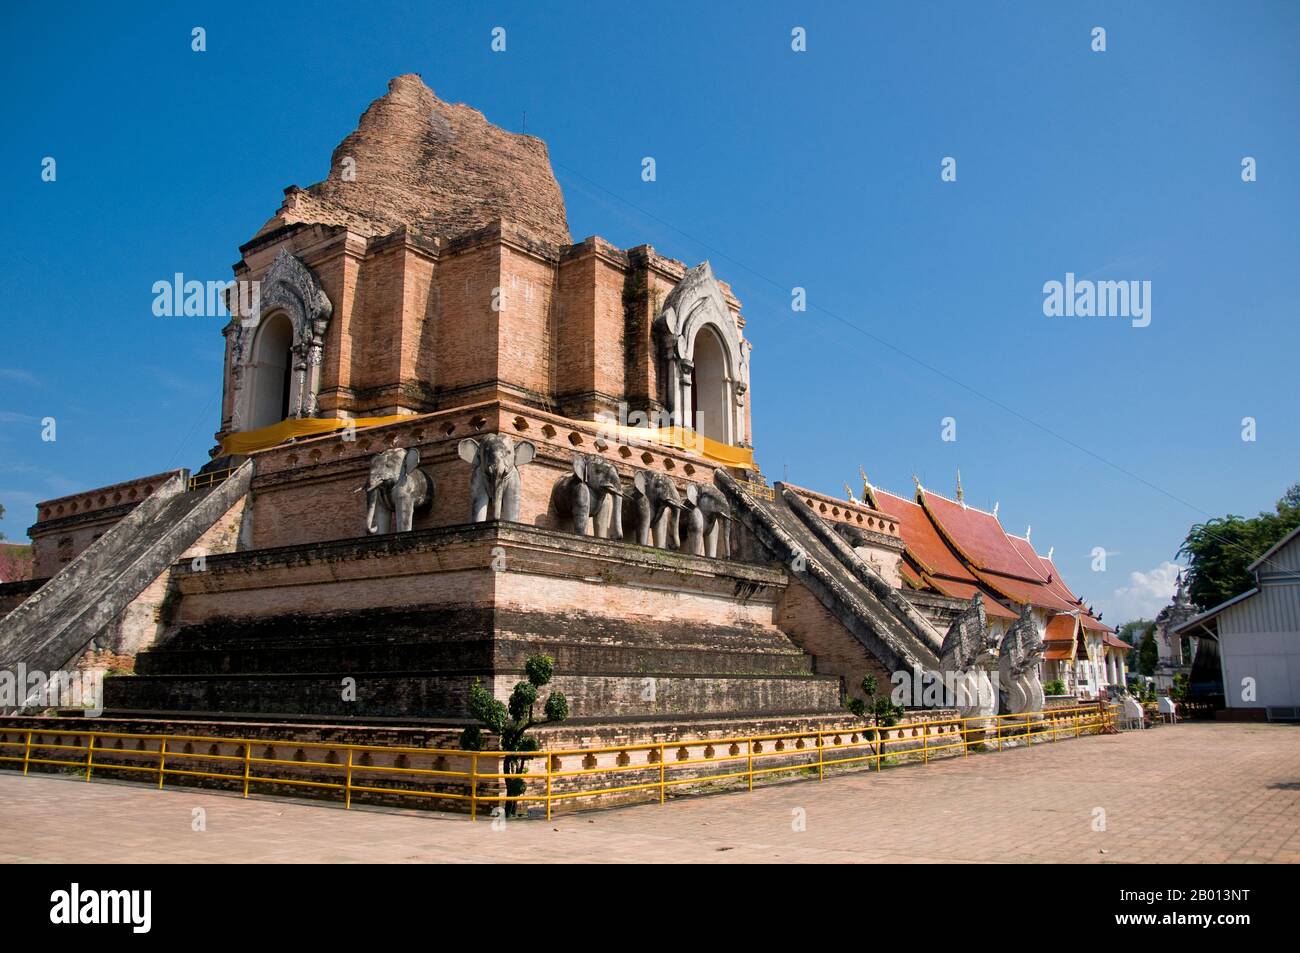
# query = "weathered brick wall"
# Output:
<box><xmin>776</xmin><ymin>580</ymin><xmax>894</xmax><ymax>703</ymax></box>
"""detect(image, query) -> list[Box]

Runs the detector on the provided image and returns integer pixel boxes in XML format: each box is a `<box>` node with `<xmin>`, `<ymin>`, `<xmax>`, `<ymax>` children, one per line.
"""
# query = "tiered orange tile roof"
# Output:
<box><xmin>1043</xmin><ymin>613</ymin><xmax>1079</xmax><ymax>661</ymax></box>
<box><xmin>870</xmin><ymin>487</ymin><xmax>1017</xmax><ymax>619</ymax></box>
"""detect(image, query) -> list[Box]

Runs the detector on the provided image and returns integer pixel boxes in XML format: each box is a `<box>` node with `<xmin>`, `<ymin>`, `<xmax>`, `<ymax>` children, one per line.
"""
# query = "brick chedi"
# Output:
<box><xmin>5</xmin><ymin>74</ymin><xmax>1116</xmax><ymax>763</ymax></box>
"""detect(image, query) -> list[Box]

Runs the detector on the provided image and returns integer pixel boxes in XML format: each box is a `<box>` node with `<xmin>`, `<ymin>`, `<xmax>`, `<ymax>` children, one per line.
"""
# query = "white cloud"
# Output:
<box><xmin>1104</xmin><ymin>560</ymin><xmax>1182</xmax><ymax>625</ymax></box>
<box><xmin>0</xmin><ymin>368</ymin><xmax>39</xmax><ymax>386</ymax></box>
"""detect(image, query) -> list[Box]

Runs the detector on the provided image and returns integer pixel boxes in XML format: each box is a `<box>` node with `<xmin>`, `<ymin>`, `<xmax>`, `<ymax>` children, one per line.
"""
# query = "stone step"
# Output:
<box><xmin>104</xmin><ymin>670</ymin><xmax>843</xmax><ymax>721</ymax></box>
<box><xmin>136</xmin><ymin>637</ymin><xmax>816</xmax><ymax>677</ymax></box>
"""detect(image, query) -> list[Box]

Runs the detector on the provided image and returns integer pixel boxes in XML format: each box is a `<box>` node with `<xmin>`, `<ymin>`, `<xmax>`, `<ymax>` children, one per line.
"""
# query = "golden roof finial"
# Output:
<box><xmin>843</xmin><ymin>482</ymin><xmax>857</xmax><ymax>504</ymax></box>
<box><xmin>955</xmin><ymin>468</ymin><xmax>964</xmax><ymax>504</ymax></box>
<box><xmin>858</xmin><ymin>465</ymin><xmax>870</xmax><ymax>500</ymax></box>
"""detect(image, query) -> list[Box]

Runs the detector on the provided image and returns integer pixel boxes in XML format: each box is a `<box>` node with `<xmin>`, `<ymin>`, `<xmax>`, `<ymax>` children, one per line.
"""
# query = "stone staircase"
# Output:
<box><xmin>715</xmin><ymin>470</ymin><xmax>943</xmax><ymax>673</ymax></box>
<box><xmin>0</xmin><ymin>462</ymin><xmax>254</xmax><ymax>683</ymax></box>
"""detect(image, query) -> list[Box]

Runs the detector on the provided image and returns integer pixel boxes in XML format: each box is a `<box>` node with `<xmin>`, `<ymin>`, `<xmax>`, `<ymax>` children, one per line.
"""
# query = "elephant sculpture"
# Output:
<box><xmin>458</xmin><ymin>434</ymin><xmax>536</xmax><ymax>522</ymax></box>
<box><xmin>681</xmin><ymin>482</ymin><xmax>733</xmax><ymax>558</ymax></box>
<box><xmin>552</xmin><ymin>452</ymin><xmax>624</xmax><ymax>538</ymax></box>
<box><xmin>624</xmin><ymin>470</ymin><xmax>684</xmax><ymax>548</ymax></box>
<box><xmin>357</xmin><ymin>447</ymin><xmax>434</xmax><ymax>534</ymax></box>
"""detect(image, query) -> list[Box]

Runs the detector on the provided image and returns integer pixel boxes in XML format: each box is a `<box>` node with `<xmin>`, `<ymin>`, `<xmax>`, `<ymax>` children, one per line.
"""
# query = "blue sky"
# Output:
<box><xmin>1</xmin><ymin>1</ymin><xmax>1297</xmax><ymax>624</ymax></box>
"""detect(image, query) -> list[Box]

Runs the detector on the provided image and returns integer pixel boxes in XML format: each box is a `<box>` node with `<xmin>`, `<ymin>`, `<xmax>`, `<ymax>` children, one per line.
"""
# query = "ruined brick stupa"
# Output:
<box><xmin>0</xmin><ymin>76</ymin><xmax>1112</xmax><ymax>750</ymax></box>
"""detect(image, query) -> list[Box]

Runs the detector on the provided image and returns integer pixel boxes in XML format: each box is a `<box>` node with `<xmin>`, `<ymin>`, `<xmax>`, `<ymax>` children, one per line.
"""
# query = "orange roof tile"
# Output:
<box><xmin>919</xmin><ymin>490</ymin><xmax>1042</xmax><ymax>580</ymax></box>
<box><xmin>1044</xmin><ymin>645</ymin><xmax>1075</xmax><ymax>661</ymax></box>
<box><xmin>920</xmin><ymin>575</ymin><xmax>1019</xmax><ymax>619</ymax></box>
<box><xmin>873</xmin><ymin>487</ymin><xmax>977</xmax><ymax>583</ymax></box>
<box><xmin>1044</xmin><ymin>613</ymin><xmax>1078</xmax><ymax>643</ymax></box>
<box><xmin>970</xmin><ymin>568</ymin><xmax>1080</xmax><ymax>613</ymax></box>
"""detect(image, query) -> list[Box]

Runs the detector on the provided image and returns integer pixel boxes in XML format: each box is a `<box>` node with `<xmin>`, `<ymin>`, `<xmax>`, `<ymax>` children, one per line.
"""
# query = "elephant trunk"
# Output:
<box><xmin>364</xmin><ymin>487</ymin><xmax>381</xmax><ymax>535</ymax></box>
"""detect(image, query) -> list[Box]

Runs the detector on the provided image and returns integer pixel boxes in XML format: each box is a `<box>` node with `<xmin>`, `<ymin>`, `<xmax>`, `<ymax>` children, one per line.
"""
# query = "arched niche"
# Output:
<box><xmin>225</xmin><ymin>248</ymin><xmax>333</xmax><ymax>433</ymax></box>
<box><xmin>247</xmin><ymin>313</ymin><xmax>294</xmax><ymax>430</ymax></box>
<box><xmin>653</xmin><ymin>261</ymin><xmax>750</xmax><ymax>446</ymax></box>
<box><xmin>691</xmin><ymin>325</ymin><xmax>731</xmax><ymax>444</ymax></box>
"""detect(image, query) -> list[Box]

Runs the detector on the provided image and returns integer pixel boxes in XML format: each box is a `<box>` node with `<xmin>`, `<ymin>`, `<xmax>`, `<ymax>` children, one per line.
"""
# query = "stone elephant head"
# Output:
<box><xmin>358</xmin><ymin>447</ymin><xmax>434</xmax><ymax>534</ymax></box>
<box><xmin>681</xmin><ymin>482</ymin><xmax>733</xmax><ymax>558</ymax></box>
<box><xmin>624</xmin><ymin>470</ymin><xmax>684</xmax><ymax>548</ymax></box>
<box><xmin>458</xmin><ymin>434</ymin><xmax>536</xmax><ymax>523</ymax></box>
<box><xmin>552</xmin><ymin>452</ymin><xmax>624</xmax><ymax>538</ymax></box>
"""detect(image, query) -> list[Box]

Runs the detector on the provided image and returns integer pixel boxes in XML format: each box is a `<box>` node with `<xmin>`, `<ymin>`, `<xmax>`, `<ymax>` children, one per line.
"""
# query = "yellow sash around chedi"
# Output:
<box><xmin>220</xmin><ymin>418</ymin><xmax>756</xmax><ymax>471</ymax></box>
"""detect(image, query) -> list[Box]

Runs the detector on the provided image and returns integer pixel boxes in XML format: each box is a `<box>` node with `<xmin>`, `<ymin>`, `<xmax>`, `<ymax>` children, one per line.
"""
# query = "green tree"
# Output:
<box><xmin>459</xmin><ymin>654</ymin><xmax>569</xmax><ymax>816</ymax></box>
<box><xmin>1136</xmin><ymin>629</ymin><xmax>1159</xmax><ymax>677</ymax></box>
<box><xmin>1116</xmin><ymin>618</ymin><xmax>1153</xmax><ymax>673</ymax></box>
<box><xmin>1177</xmin><ymin>482</ymin><xmax>1300</xmax><ymax>609</ymax></box>
<box><xmin>1171</xmin><ymin>673</ymin><xmax>1189</xmax><ymax>704</ymax></box>
<box><xmin>846</xmin><ymin>673</ymin><xmax>905</xmax><ymax>760</ymax></box>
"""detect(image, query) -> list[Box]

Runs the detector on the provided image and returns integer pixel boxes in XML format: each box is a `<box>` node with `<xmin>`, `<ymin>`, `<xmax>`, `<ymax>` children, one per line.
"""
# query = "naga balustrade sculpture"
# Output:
<box><xmin>998</xmin><ymin>604</ymin><xmax>1046</xmax><ymax>716</ymax></box>
<box><xmin>938</xmin><ymin>593</ymin><xmax>999</xmax><ymax>718</ymax></box>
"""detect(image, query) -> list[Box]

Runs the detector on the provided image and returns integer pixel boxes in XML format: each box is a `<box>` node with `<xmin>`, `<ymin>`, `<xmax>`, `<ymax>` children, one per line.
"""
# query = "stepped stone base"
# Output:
<box><xmin>104</xmin><ymin>522</ymin><xmax>845</xmax><ymax>722</ymax></box>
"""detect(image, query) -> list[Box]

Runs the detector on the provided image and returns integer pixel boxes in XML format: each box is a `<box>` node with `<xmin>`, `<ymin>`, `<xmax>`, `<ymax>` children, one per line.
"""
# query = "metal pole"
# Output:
<box><xmin>470</xmin><ymin>753</ymin><xmax>478</xmax><ymax>821</ymax></box>
<box><xmin>84</xmin><ymin>735</ymin><xmax>95</xmax><ymax>781</ymax></box>
<box><xmin>344</xmin><ymin>749</ymin><xmax>353</xmax><ymax>810</ymax></box>
<box><xmin>659</xmin><ymin>744</ymin><xmax>666</xmax><ymax>804</ymax></box>
<box><xmin>243</xmin><ymin>742</ymin><xmax>252</xmax><ymax>798</ymax></box>
<box><xmin>158</xmin><ymin>739</ymin><xmax>167</xmax><ymax>789</ymax></box>
<box><xmin>22</xmin><ymin>731</ymin><xmax>32</xmax><ymax>775</ymax></box>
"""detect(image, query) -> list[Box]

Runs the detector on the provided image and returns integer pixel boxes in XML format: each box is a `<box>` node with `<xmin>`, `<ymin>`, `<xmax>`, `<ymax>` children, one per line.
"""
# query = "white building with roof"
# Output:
<box><xmin>1174</xmin><ymin>525</ymin><xmax>1300</xmax><ymax>718</ymax></box>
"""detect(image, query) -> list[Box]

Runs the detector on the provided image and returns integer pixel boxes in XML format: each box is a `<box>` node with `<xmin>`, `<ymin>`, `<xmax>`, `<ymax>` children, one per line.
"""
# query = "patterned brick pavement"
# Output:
<box><xmin>2</xmin><ymin>722</ymin><xmax>1297</xmax><ymax>863</ymax></box>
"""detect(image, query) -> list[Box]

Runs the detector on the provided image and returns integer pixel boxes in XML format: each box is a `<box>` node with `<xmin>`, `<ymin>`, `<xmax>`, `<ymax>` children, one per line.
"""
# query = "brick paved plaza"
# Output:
<box><xmin>2</xmin><ymin>722</ymin><xmax>1297</xmax><ymax>863</ymax></box>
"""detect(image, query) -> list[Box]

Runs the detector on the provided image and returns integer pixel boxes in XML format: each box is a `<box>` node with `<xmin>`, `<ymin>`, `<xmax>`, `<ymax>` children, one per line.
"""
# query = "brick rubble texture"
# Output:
<box><xmin>255</xmin><ymin>73</ymin><xmax>571</xmax><ymax>246</ymax></box>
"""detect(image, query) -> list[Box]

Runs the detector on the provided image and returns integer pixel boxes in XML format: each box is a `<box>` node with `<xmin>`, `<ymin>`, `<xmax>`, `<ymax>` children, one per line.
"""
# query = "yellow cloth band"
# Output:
<box><xmin>221</xmin><ymin>417</ymin><xmax>756</xmax><ymax>471</ymax></box>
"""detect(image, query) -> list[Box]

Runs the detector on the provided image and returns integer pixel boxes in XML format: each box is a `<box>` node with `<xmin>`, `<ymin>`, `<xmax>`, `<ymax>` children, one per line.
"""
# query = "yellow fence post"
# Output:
<box><xmin>243</xmin><ymin>742</ymin><xmax>252</xmax><ymax>798</ymax></box>
<box><xmin>876</xmin><ymin>727</ymin><xmax>882</xmax><ymax>771</ymax></box>
<box><xmin>922</xmin><ymin>722</ymin><xmax>929</xmax><ymax>765</ymax></box>
<box><xmin>1076</xmin><ymin>708</ymin><xmax>1082</xmax><ymax>738</ymax></box>
<box><xmin>22</xmin><ymin>731</ymin><xmax>32</xmax><ymax>775</ymax></box>
<box><xmin>546</xmin><ymin>752</ymin><xmax>553</xmax><ymax>821</ymax></box>
<box><xmin>817</xmin><ymin>733</ymin><xmax>824</xmax><ymax>781</ymax></box>
<box><xmin>157</xmin><ymin>739</ymin><xmax>167</xmax><ymax>789</ymax></box>
<box><xmin>344</xmin><ymin>749</ymin><xmax>353</xmax><ymax>810</ymax></box>
<box><xmin>470</xmin><ymin>753</ymin><xmax>478</xmax><ymax>821</ymax></box>
<box><xmin>84</xmin><ymin>734</ymin><xmax>95</xmax><ymax>781</ymax></box>
<box><xmin>747</xmin><ymin>740</ymin><xmax>754</xmax><ymax>792</ymax></box>
<box><xmin>659</xmin><ymin>744</ymin><xmax>666</xmax><ymax>804</ymax></box>
<box><xmin>996</xmin><ymin>718</ymin><xmax>1002</xmax><ymax>752</ymax></box>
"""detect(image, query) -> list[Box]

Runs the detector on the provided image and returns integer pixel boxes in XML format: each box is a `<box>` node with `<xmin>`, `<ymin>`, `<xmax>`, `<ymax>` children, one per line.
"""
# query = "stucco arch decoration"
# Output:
<box><xmin>226</xmin><ymin>249</ymin><xmax>334</xmax><ymax>431</ymax></box>
<box><xmin>653</xmin><ymin>261</ymin><xmax>750</xmax><ymax>447</ymax></box>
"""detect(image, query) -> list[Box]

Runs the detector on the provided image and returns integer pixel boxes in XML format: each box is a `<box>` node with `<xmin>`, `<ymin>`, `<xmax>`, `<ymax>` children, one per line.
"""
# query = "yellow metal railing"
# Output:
<box><xmin>187</xmin><ymin>468</ymin><xmax>236</xmax><ymax>492</ymax></box>
<box><xmin>0</xmin><ymin>704</ymin><xmax>1116</xmax><ymax>820</ymax></box>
